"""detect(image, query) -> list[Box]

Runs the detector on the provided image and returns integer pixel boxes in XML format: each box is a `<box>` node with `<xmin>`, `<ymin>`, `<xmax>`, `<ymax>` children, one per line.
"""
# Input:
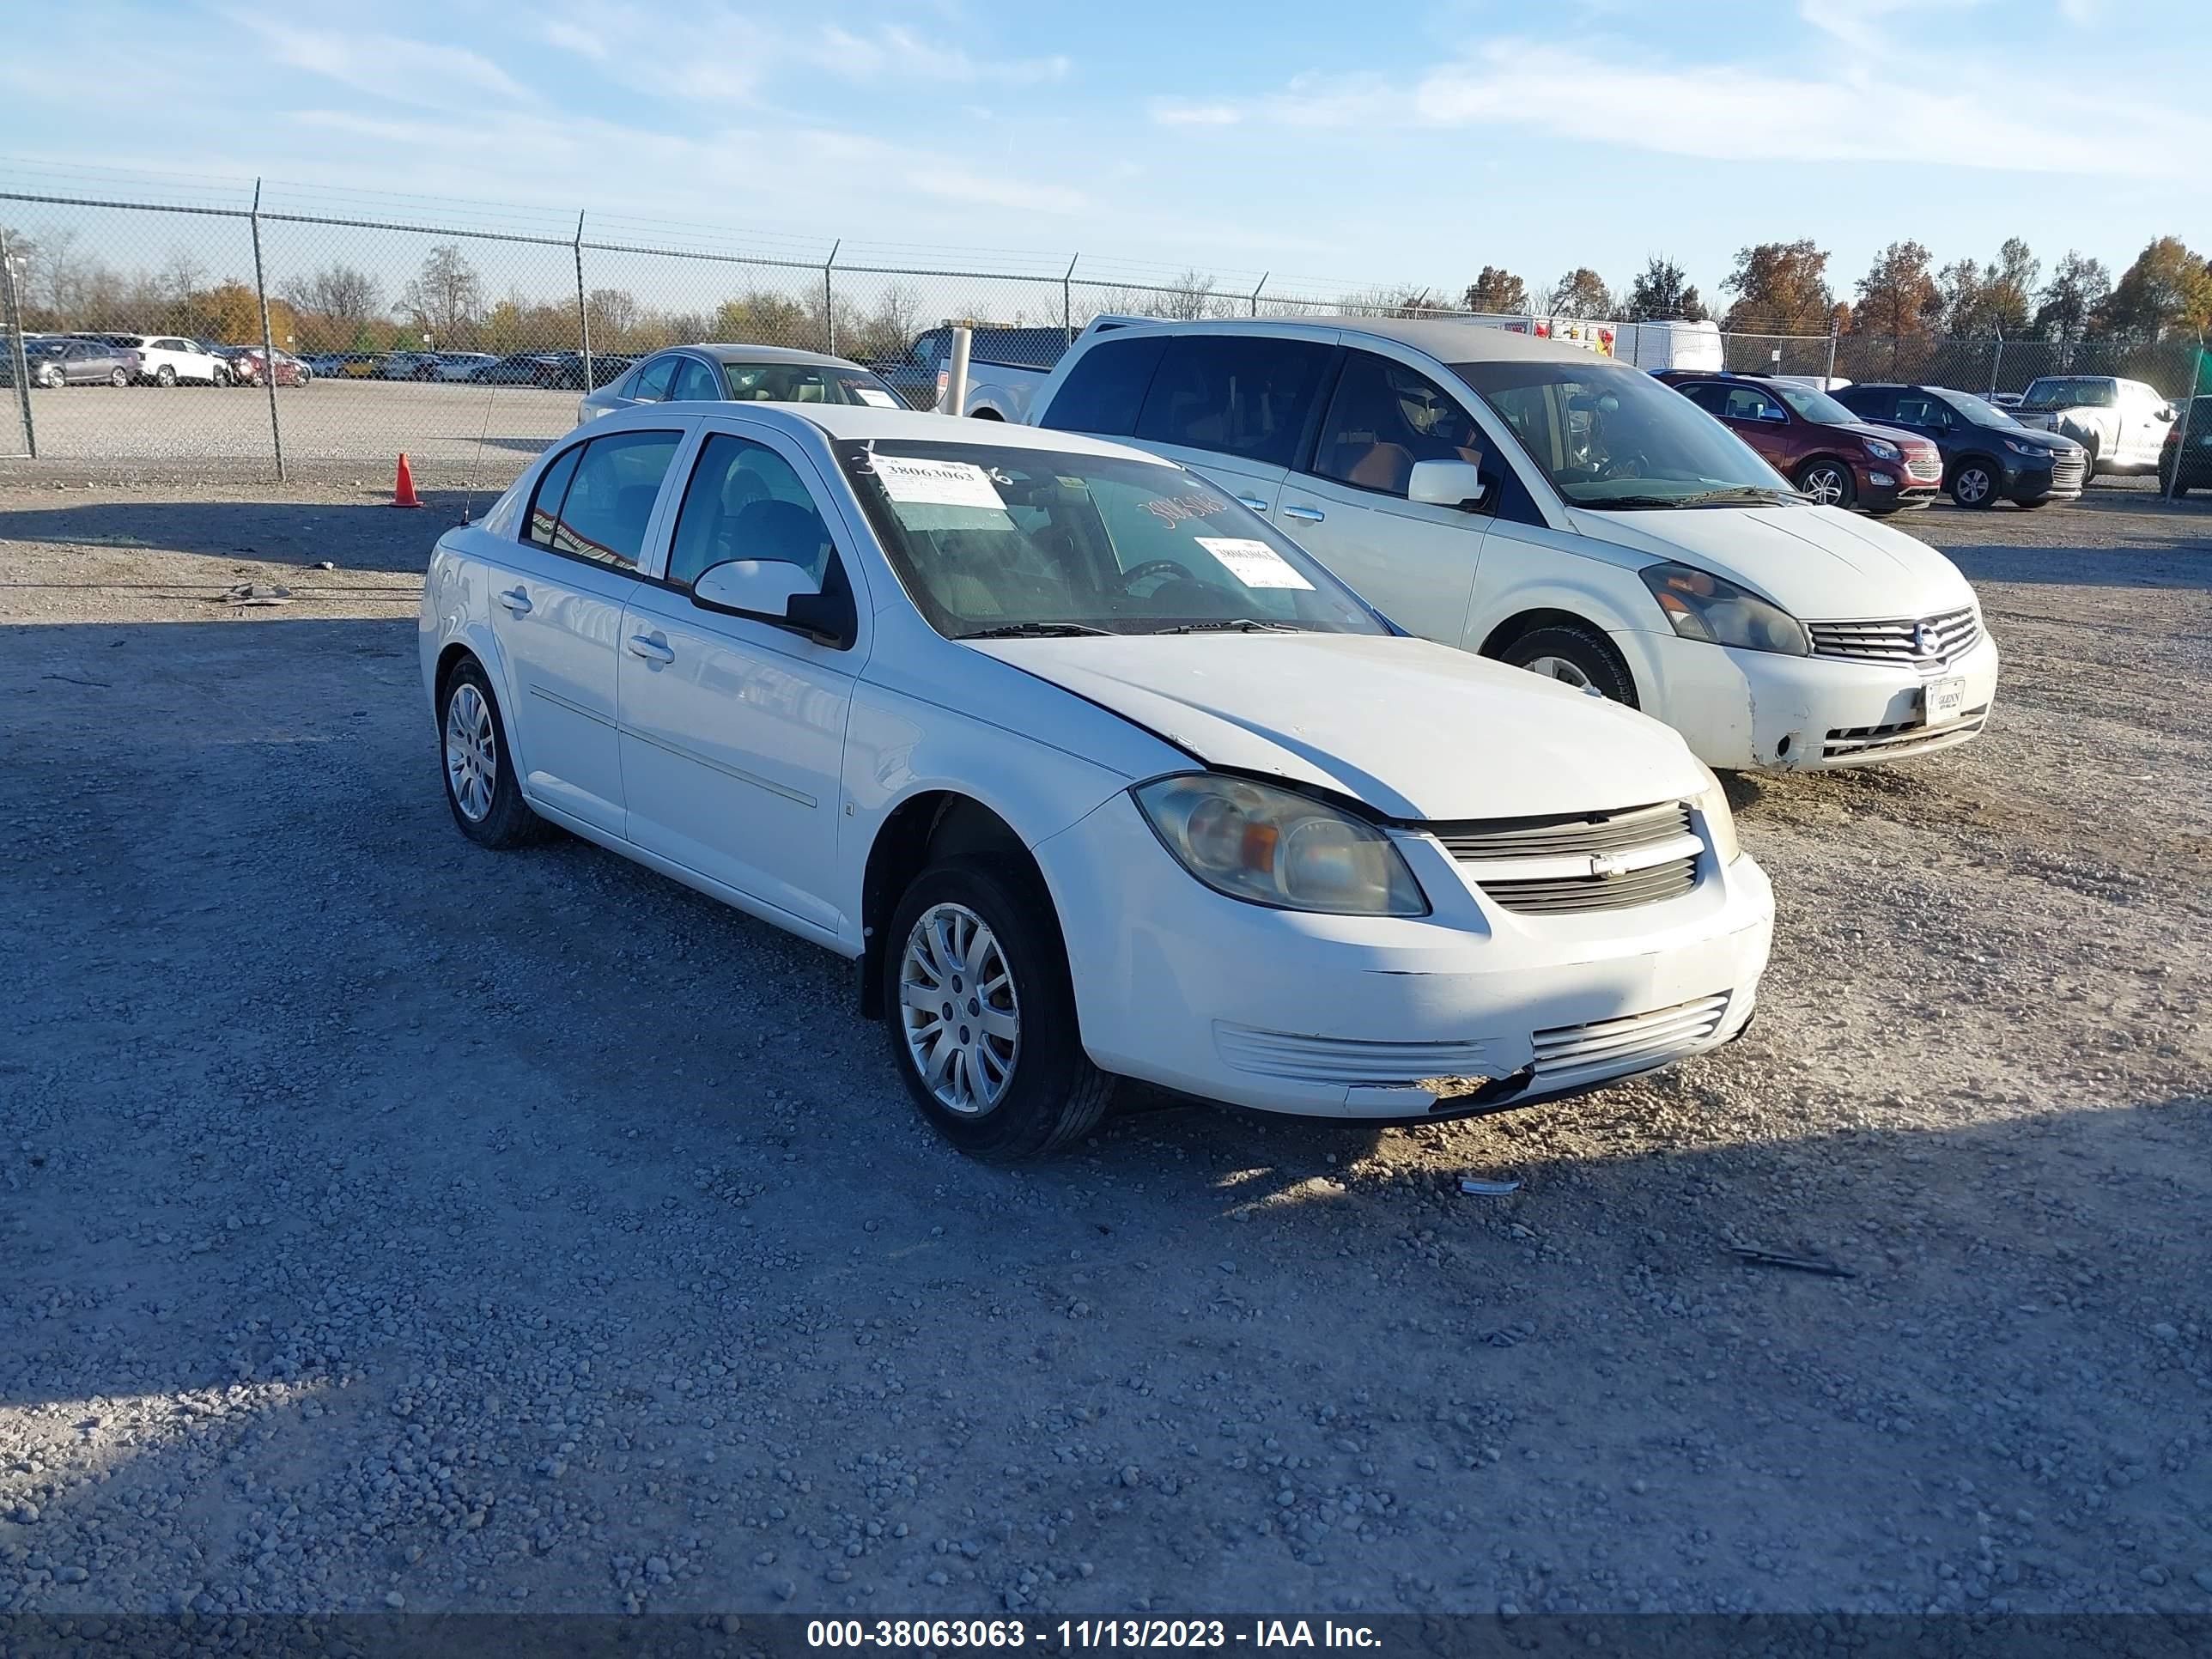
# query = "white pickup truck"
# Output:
<box><xmin>2014</xmin><ymin>374</ymin><xmax>2179</xmax><ymax>479</ymax></box>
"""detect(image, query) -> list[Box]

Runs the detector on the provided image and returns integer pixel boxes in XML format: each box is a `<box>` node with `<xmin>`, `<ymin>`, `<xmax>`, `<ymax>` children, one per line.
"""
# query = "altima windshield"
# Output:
<box><xmin>1451</xmin><ymin>359</ymin><xmax>1795</xmax><ymax>507</ymax></box>
<box><xmin>1774</xmin><ymin>383</ymin><xmax>1859</xmax><ymax>424</ymax></box>
<box><xmin>838</xmin><ymin>441</ymin><xmax>1389</xmax><ymax>639</ymax></box>
<box><xmin>724</xmin><ymin>362</ymin><xmax>903</xmax><ymax>407</ymax></box>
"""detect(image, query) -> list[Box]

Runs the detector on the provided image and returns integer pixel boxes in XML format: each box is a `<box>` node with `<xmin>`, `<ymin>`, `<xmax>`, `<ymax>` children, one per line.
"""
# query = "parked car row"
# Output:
<box><xmin>288</xmin><ymin>349</ymin><xmax>631</xmax><ymax>387</ymax></box>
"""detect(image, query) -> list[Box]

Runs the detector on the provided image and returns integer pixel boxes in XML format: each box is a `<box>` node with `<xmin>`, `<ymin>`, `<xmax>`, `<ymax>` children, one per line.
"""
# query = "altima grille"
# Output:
<box><xmin>1806</xmin><ymin>606</ymin><xmax>1980</xmax><ymax>672</ymax></box>
<box><xmin>1436</xmin><ymin>801</ymin><xmax>1703</xmax><ymax>915</ymax></box>
<box><xmin>1531</xmin><ymin>993</ymin><xmax>1732</xmax><ymax>1088</ymax></box>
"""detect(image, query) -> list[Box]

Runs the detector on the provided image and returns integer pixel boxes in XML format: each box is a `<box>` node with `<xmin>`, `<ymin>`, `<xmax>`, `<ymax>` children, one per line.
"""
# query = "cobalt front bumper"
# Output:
<box><xmin>1035</xmin><ymin>791</ymin><xmax>1775</xmax><ymax>1118</ymax></box>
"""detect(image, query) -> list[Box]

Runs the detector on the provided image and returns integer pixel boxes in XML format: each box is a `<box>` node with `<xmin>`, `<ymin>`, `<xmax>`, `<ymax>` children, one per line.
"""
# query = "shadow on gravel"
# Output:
<box><xmin>1943</xmin><ymin>536</ymin><xmax>2212</xmax><ymax>592</ymax></box>
<box><xmin>0</xmin><ymin>494</ymin><xmax>476</xmax><ymax>577</ymax></box>
<box><xmin>7</xmin><ymin>612</ymin><xmax>2212</xmax><ymax>1616</ymax></box>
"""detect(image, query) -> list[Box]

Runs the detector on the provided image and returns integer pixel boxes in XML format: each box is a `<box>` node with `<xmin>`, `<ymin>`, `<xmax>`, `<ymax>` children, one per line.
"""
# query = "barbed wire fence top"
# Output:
<box><xmin>2</xmin><ymin>163</ymin><xmax>2203</xmax><ymax>483</ymax></box>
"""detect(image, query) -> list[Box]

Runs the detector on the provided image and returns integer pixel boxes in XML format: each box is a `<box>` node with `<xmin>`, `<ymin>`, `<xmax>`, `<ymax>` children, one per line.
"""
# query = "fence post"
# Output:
<box><xmin>1988</xmin><ymin>329</ymin><xmax>2004</xmax><ymax>397</ymax></box>
<box><xmin>1250</xmin><ymin>271</ymin><xmax>1268</xmax><ymax>319</ymax></box>
<box><xmin>1824</xmin><ymin>321</ymin><xmax>1838</xmax><ymax>388</ymax></box>
<box><xmin>573</xmin><ymin>211</ymin><xmax>592</xmax><ymax>390</ymax></box>
<box><xmin>1063</xmin><ymin>253</ymin><xmax>1078</xmax><ymax>343</ymax></box>
<box><xmin>0</xmin><ymin>226</ymin><xmax>36</xmax><ymax>459</ymax></box>
<box><xmin>823</xmin><ymin>240</ymin><xmax>839</xmax><ymax>356</ymax></box>
<box><xmin>249</xmin><ymin>179</ymin><xmax>285</xmax><ymax>483</ymax></box>
<box><xmin>2167</xmin><ymin>331</ymin><xmax>2202</xmax><ymax>503</ymax></box>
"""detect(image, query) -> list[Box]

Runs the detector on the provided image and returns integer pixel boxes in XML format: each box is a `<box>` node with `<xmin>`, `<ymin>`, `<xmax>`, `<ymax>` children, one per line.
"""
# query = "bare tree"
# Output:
<box><xmin>291</xmin><ymin>264</ymin><xmax>384</xmax><ymax>325</ymax></box>
<box><xmin>1158</xmin><ymin>267</ymin><xmax>1218</xmax><ymax>322</ymax></box>
<box><xmin>399</xmin><ymin>244</ymin><xmax>486</xmax><ymax>343</ymax></box>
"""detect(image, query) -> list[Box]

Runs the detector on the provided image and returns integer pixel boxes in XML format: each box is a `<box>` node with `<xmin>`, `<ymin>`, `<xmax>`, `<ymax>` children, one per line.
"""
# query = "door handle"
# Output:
<box><xmin>1282</xmin><ymin>504</ymin><xmax>1326</xmax><ymax>523</ymax></box>
<box><xmin>625</xmin><ymin>634</ymin><xmax>675</xmax><ymax>664</ymax></box>
<box><xmin>497</xmin><ymin>586</ymin><xmax>532</xmax><ymax>615</ymax></box>
<box><xmin>1235</xmin><ymin>495</ymin><xmax>1269</xmax><ymax>514</ymax></box>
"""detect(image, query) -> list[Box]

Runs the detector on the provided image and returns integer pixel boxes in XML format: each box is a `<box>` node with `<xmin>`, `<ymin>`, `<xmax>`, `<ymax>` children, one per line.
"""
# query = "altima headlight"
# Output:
<box><xmin>1133</xmin><ymin>775</ymin><xmax>1428</xmax><ymax>915</ymax></box>
<box><xmin>1691</xmin><ymin>763</ymin><xmax>1741</xmax><ymax>865</ymax></box>
<box><xmin>1639</xmin><ymin>563</ymin><xmax>1808</xmax><ymax>656</ymax></box>
<box><xmin>1863</xmin><ymin>438</ymin><xmax>1901</xmax><ymax>462</ymax></box>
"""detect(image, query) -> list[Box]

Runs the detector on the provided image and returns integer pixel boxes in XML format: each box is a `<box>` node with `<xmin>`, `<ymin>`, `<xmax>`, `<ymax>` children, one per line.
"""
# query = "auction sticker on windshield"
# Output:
<box><xmin>852</xmin><ymin>387</ymin><xmax>901</xmax><ymax>409</ymax></box>
<box><xmin>1196</xmin><ymin>537</ymin><xmax>1315</xmax><ymax>591</ymax></box>
<box><xmin>872</xmin><ymin>456</ymin><xmax>1007</xmax><ymax>510</ymax></box>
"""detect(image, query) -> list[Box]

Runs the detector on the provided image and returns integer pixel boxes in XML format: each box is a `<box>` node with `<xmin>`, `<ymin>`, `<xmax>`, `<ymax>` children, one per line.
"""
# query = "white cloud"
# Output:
<box><xmin>228</xmin><ymin>15</ymin><xmax>531</xmax><ymax>107</ymax></box>
<box><xmin>540</xmin><ymin>20</ymin><xmax>607</xmax><ymax>61</ymax></box>
<box><xmin>1151</xmin><ymin>100</ymin><xmax>1243</xmax><ymax>128</ymax></box>
<box><xmin>815</xmin><ymin>23</ymin><xmax>1069</xmax><ymax>87</ymax></box>
<box><xmin>1159</xmin><ymin>37</ymin><xmax>2210</xmax><ymax>181</ymax></box>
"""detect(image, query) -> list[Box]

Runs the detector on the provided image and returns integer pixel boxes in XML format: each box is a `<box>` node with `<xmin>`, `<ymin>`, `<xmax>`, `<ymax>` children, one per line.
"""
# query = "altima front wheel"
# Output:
<box><xmin>884</xmin><ymin>856</ymin><xmax>1114</xmax><ymax>1159</ymax></box>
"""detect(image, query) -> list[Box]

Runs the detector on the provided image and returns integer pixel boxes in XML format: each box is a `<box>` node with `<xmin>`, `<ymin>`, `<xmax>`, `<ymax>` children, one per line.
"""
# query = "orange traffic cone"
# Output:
<box><xmin>392</xmin><ymin>452</ymin><xmax>423</xmax><ymax>509</ymax></box>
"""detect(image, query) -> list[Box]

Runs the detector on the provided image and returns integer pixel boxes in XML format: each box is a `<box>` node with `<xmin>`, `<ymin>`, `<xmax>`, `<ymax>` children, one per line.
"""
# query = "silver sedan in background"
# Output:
<box><xmin>574</xmin><ymin>342</ymin><xmax>908</xmax><ymax>426</ymax></box>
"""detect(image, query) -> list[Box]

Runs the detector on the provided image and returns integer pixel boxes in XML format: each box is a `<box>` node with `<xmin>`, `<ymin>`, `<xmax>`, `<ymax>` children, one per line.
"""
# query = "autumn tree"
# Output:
<box><xmin>2032</xmin><ymin>251</ymin><xmax>2112</xmax><ymax>342</ymax></box>
<box><xmin>1461</xmin><ymin>266</ymin><xmax>1529</xmax><ymax>315</ymax></box>
<box><xmin>1722</xmin><ymin>240</ymin><xmax>1832</xmax><ymax>335</ymax></box>
<box><xmin>286</xmin><ymin>264</ymin><xmax>385</xmax><ymax>351</ymax></box>
<box><xmin>1852</xmin><ymin>241</ymin><xmax>1942</xmax><ymax>339</ymax></box>
<box><xmin>400</xmin><ymin>244</ymin><xmax>486</xmax><ymax>344</ymax></box>
<box><xmin>2102</xmin><ymin>236</ymin><xmax>2212</xmax><ymax>339</ymax></box>
<box><xmin>1626</xmin><ymin>257</ymin><xmax>1707</xmax><ymax>322</ymax></box>
<box><xmin>1546</xmin><ymin>268</ymin><xmax>1614</xmax><ymax>319</ymax></box>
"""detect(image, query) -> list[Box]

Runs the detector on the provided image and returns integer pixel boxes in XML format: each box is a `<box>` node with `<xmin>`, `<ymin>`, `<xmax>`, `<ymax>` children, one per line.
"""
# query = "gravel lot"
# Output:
<box><xmin>2</xmin><ymin>479</ymin><xmax>2208</xmax><ymax>1620</ymax></box>
<box><xmin>6</xmin><ymin>379</ymin><xmax>575</xmax><ymax>480</ymax></box>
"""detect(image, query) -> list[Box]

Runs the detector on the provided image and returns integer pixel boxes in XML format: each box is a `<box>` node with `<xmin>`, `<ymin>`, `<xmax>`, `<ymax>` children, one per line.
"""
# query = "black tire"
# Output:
<box><xmin>883</xmin><ymin>854</ymin><xmax>1114</xmax><ymax>1160</ymax></box>
<box><xmin>212</xmin><ymin>366</ymin><xmax>231</xmax><ymax>388</ymax></box>
<box><xmin>2078</xmin><ymin>440</ymin><xmax>2099</xmax><ymax>487</ymax></box>
<box><xmin>155</xmin><ymin>364</ymin><xmax>176</xmax><ymax>387</ymax></box>
<box><xmin>40</xmin><ymin>366</ymin><xmax>65</xmax><ymax>389</ymax></box>
<box><xmin>437</xmin><ymin>658</ymin><xmax>546</xmax><ymax>850</ymax></box>
<box><xmin>1948</xmin><ymin>459</ymin><xmax>1999</xmax><ymax>509</ymax></box>
<box><xmin>1497</xmin><ymin>621</ymin><xmax>1639</xmax><ymax>708</ymax></box>
<box><xmin>1794</xmin><ymin>458</ymin><xmax>1856</xmax><ymax>509</ymax></box>
<box><xmin>107</xmin><ymin>368</ymin><xmax>127</xmax><ymax>387</ymax></box>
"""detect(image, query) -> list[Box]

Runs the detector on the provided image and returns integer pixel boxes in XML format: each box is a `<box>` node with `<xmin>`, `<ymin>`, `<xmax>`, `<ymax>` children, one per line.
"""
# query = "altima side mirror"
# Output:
<box><xmin>692</xmin><ymin>558</ymin><xmax>854</xmax><ymax>647</ymax></box>
<box><xmin>1407</xmin><ymin>459</ymin><xmax>1489</xmax><ymax>510</ymax></box>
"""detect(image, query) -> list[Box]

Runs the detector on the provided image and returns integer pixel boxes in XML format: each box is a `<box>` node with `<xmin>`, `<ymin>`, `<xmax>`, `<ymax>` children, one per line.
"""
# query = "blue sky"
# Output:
<box><xmin>3</xmin><ymin>0</ymin><xmax>2207</xmax><ymax>306</ymax></box>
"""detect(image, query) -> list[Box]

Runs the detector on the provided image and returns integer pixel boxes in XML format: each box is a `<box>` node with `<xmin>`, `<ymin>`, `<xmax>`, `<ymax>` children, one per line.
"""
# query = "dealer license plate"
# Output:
<box><xmin>1923</xmin><ymin>676</ymin><xmax>1967</xmax><ymax>726</ymax></box>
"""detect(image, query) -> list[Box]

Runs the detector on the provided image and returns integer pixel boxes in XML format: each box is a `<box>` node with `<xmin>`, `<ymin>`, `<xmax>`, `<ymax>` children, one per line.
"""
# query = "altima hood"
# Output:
<box><xmin>968</xmin><ymin>633</ymin><xmax>1703</xmax><ymax>822</ymax></box>
<box><xmin>1568</xmin><ymin>502</ymin><xmax>1977</xmax><ymax>622</ymax></box>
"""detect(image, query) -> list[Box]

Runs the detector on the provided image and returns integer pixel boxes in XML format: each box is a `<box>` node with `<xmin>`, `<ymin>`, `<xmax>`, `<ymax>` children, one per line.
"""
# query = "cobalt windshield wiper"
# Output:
<box><xmin>957</xmin><ymin>622</ymin><xmax>1115</xmax><ymax>639</ymax></box>
<box><xmin>1155</xmin><ymin>618</ymin><xmax>1303</xmax><ymax>634</ymax></box>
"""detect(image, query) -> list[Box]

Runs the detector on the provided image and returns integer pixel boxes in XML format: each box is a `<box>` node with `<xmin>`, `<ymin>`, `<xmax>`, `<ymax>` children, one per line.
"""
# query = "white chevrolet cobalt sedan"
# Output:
<box><xmin>420</xmin><ymin>404</ymin><xmax>1775</xmax><ymax>1158</ymax></box>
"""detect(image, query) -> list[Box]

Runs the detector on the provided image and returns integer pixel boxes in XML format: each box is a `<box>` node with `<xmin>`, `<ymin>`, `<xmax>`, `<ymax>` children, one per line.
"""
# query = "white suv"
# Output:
<box><xmin>2014</xmin><ymin>375</ymin><xmax>2177</xmax><ymax>480</ymax></box>
<box><xmin>1030</xmin><ymin>317</ymin><xmax>1998</xmax><ymax>770</ymax></box>
<box><xmin>71</xmin><ymin>333</ymin><xmax>231</xmax><ymax>386</ymax></box>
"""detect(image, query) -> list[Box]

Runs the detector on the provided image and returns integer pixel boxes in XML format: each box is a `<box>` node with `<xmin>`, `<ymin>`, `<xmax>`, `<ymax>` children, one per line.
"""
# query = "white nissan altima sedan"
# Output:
<box><xmin>420</xmin><ymin>402</ymin><xmax>1775</xmax><ymax>1158</ymax></box>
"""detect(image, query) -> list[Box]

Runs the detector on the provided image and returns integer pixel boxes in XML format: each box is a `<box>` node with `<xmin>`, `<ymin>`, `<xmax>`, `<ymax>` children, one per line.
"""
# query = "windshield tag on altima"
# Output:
<box><xmin>1196</xmin><ymin>537</ymin><xmax>1314</xmax><ymax>591</ymax></box>
<box><xmin>873</xmin><ymin>456</ymin><xmax>1007</xmax><ymax>510</ymax></box>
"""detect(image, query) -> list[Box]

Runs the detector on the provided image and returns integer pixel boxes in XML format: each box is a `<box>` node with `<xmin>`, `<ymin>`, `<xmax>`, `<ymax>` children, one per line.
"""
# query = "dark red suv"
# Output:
<box><xmin>1656</xmin><ymin>371</ymin><xmax>1942</xmax><ymax>514</ymax></box>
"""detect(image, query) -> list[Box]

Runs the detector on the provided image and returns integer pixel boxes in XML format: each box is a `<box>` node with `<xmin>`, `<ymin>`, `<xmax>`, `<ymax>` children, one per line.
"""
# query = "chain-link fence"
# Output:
<box><xmin>3</xmin><ymin>175</ymin><xmax>2206</xmax><ymax>491</ymax></box>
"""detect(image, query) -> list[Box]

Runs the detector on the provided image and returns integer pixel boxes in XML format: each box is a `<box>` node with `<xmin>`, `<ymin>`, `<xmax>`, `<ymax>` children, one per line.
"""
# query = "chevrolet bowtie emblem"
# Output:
<box><xmin>1589</xmin><ymin>852</ymin><xmax>1633</xmax><ymax>878</ymax></box>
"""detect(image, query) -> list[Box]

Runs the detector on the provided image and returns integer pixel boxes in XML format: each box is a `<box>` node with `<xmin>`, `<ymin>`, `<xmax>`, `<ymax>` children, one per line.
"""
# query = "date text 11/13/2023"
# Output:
<box><xmin>805</xmin><ymin>1620</ymin><xmax>1383</xmax><ymax>1650</ymax></box>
